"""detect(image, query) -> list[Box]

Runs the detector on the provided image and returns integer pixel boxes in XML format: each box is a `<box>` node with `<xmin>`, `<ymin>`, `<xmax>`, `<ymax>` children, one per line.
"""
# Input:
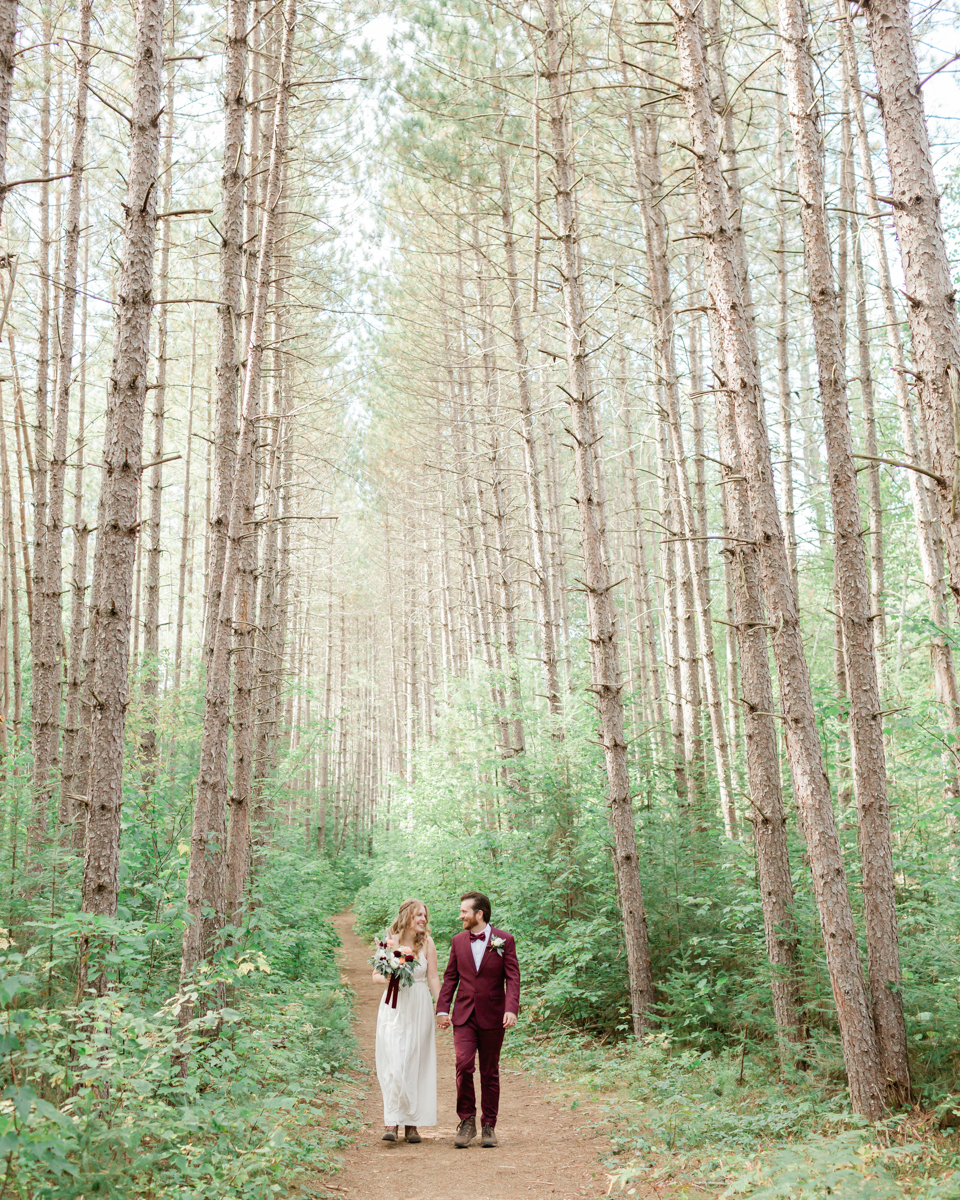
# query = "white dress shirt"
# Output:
<box><xmin>469</xmin><ymin>923</ymin><xmax>490</xmax><ymax>970</ymax></box>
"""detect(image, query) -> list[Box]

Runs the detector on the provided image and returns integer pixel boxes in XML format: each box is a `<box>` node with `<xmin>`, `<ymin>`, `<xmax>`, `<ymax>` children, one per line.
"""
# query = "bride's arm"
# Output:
<box><xmin>425</xmin><ymin>937</ymin><xmax>441</xmax><ymax>1002</ymax></box>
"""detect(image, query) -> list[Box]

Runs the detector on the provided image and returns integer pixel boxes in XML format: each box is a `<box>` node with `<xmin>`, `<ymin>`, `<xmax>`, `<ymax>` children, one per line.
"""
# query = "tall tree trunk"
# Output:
<box><xmin>79</xmin><ymin>0</ymin><xmax>166</xmax><ymax>997</ymax></box>
<box><xmin>205</xmin><ymin>0</ymin><xmax>248</xmax><ymax>663</ymax></box>
<box><xmin>182</xmin><ymin>0</ymin><xmax>295</xmax><ymax>987</ymax></box>
<box><xmin>173</xmin><ymin>297</ymin><xmax>197</xmax><ymax>690</ymax></box>
<box><xmin>777</xmin><ymin>0</ymin><xmax>908</xmax><ymax>1099</ymax></box>
<box><xmin>775</xmin><ymin>97</ymin><xmax>799</xmax><ymax>592</ymax></box>
<box><xmin>535</xmin><ymin>0</ymin><xmax>654</xmax><ymax>1032</ymax></box>
<box><xmin>140</xmin><ymin>20</ymin><xmax>176</xmax><ymax>775</ymax></box>
<box><xmin>48</xmin><ymin>0</ymin><xmax>91</xmax><ymax>828</ymax></box>
<box><xmin>0</xmin><ymin>385</ymin><xmax>19</xmax><ymax>740</ymax></box>
<box><xmin>61</xmin><ymin>192</ymin><xmax>90</xmax><ymax>835</ymax></box>
<box><xmin>861</xmin><ymin>0</ymin><xmax>960</xmax><ymax>625</ymax></box>
<box><xmin>710</xmin><ymin>308</ymin><xmax>807</xmax><ymax>1062</ymax></box>
<box><xmin>30</xmin><ymin>13</ymin><xmax>55</xmax><ymax>839</ymax></box>
<box><xmin>496</xmin><ymin>149</ymin><xmax>562</xmax><ymax>729</ymax></box>
<box><xmin>670</xmin><ymin>0</ymin><xmax>886</xmax><ymax>1119</ymax></box>
<box><xmin>0</xmin><ymin>0</ymin><xmax>18</xmax><ymax>231</ymax></box>
<box><xmin>631</xmin><ymin>85</ymin><xmax>735</xmax><ymax>835</ymax></box>
<box><xmin>837</xmin><ymin>4</ymin><xmax>960</xmax><ymax>787</ymax></box>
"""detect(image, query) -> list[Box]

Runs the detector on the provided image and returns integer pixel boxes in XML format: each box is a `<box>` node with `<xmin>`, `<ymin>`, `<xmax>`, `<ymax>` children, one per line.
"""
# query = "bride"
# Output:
<box><xmin>373</xmin><ymin>898</ymin><xmax>440</xmax><ymax>1143</ymax></box>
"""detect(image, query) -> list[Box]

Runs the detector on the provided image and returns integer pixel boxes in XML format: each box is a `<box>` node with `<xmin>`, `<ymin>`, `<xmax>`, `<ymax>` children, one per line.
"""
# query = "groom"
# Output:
<box><xmin>436</xmin><ymin>892</ymin><xmax>521</xmax><ymax>1149</ymax></box>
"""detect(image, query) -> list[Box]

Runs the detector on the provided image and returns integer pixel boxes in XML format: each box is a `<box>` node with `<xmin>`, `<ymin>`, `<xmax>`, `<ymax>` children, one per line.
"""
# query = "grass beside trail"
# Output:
<box><xmin>504</xmin><ymin>1026</ymin><xmax>960</xmax><ymax>1199</ymax></box>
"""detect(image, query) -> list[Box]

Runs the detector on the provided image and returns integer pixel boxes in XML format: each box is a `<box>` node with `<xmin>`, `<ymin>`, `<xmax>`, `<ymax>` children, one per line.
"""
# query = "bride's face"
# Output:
<box><xmin>411</xmin><ymin>905</ymin><xmax>427</xmax><ymax>933</ymax></box>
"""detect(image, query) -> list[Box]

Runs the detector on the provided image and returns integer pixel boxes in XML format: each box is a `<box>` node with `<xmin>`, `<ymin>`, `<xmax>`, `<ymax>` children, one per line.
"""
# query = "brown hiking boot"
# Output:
<box><xmin>381</xmin><ymin>1125</ymin><xmax>398</xmax><ymax>1142</ymax></box>
<box><xmin>405</xmin><ymin>1126</ymin><xmax>421</xmax><ymax>1143</ymax></box>
<box><xmin>481</xmin><ymin>1123</ymin><xmax>498</xmax><ymax>1148</ymax></box>
<box><xmin>454</xmin><ymin>1117</ymin><xmax>476</xmax><ymax>1148</ymax></box>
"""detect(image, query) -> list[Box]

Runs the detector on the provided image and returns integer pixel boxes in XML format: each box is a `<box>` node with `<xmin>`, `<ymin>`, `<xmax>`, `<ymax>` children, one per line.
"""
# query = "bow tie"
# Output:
<box><xmin>469</xmin><ymin>932</ymin><xmax>486</xmax><ymax>943</ymax></box>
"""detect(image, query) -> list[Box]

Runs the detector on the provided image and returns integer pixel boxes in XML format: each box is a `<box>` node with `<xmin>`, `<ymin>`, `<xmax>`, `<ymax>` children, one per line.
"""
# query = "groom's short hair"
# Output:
<box><xmin>461</xmin><ymin>892</ymin><xmax>491</xmax><ymax>923</ymax></box>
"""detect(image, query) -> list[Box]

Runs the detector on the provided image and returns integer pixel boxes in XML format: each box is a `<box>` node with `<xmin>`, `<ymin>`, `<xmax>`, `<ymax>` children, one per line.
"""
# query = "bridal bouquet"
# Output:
<box><xmin>371</xmin><ymin>938</ymin><xmax>417</xmax><ymax>1008</ymax></box>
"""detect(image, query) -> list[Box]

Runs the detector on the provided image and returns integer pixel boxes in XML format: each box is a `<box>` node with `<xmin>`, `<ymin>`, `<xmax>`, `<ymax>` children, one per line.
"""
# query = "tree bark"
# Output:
<box><xmin>140</xmin><ymin>21</ymin><xmax>176</xmax><ymax>775</ymax></box>
<box><xmin>776</xmin><ymin>0</ymin><xmax>908</xmax><ymax>1099</ymax></box>
<box><xmin>0</xmin><ymin>0</ymin><xmax>18</xmax><ymax>231</ymax></box>
<box><xmin>46</xmin><ymin>0</ymin><xmax>91</xmax><ymax>828</ymax></box>
<box><xmin>182</xmin><ymin>0</ymin><xmax>295</xmax><ymax>986</ymax></box>
<box><xmin>80</xmin><ymin>0</ymin><xmax>166</xmax><ymax>996</ymax></box>
<box><xmin>535</xmin><ymin>0</ymin><xmax>654</xmax><ymax>1032</ymax></box>
<box><xmin>496</xmin><ymin>148</ymin><xmax>562</xmax><ymax>730</ymax></box>
<box><xmin>173</xmin><ymin>297</ymin><xmax>198</xmax><ymax>690</ymax></box>
<box><xmin>861</xmin><ymin>0</ymin><xmax>960</xmax><ymax>626</ymax></box>
<box><xmin>670</xmin><ymin>0</ymin><xmax>886</xmax><ymax>1119</ymax></box>
<box><xmin>30</xmin><ymin>12</ymin><xmax>55</xmax><ymax>839</ymax></box>
<box><xmin>837</xmin><ymin>4</ymin><xmax>960</xmax><ymax>790</ymax></box>
<box><xmin>205</xmin><ymin>0</ymin><xmax>248</xmax><ymax>663</ymax></box>
<box><xmin>61</xmin><ymin>190</ymin><xmax>91</xmax><ymax>835</ymax></box>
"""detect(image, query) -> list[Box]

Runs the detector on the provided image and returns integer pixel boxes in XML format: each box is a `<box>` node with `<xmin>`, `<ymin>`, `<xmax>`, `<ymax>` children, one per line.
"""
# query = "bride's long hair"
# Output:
<box><xmin>389</xmin><ymin>898</ymin><xmax>430</xmax><ymax>954</ymax></box>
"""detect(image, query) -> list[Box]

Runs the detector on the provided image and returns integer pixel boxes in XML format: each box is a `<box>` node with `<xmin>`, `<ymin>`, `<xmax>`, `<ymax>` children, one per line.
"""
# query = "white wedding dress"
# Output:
<box><xmin>375</xmin><ymin>948</ymin><xmax>437</xmax><ymax>1126</ymax></box>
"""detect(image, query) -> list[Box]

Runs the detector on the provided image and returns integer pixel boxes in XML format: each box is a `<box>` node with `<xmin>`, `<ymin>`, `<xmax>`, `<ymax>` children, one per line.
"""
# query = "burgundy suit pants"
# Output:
<box><xmin>453</xmin><ymin>1015</ymin><xmax>505</xmax><ymax>1126</ymax></box>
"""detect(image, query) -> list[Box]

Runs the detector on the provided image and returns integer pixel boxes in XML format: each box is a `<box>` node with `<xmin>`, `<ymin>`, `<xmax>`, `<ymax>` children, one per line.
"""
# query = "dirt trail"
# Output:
<box><xmin>324</xmin><ymin>912</ymin><xmax>610</xmax><ymax>1200</ymax></box>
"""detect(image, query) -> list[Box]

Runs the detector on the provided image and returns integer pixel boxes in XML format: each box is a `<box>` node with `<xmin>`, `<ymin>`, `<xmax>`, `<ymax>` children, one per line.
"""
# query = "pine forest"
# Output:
<box><xmin>4</xmin><ymin>0</ymin><xmax>960</xmax><ymax>1194</ymax></box>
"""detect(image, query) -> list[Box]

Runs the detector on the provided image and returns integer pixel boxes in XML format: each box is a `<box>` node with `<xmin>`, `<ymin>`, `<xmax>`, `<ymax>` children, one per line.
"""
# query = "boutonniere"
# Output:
<box><xmin>489</xmin><ymin>936</ymin><xmax>506</xmax><ymax>956</ymax></box>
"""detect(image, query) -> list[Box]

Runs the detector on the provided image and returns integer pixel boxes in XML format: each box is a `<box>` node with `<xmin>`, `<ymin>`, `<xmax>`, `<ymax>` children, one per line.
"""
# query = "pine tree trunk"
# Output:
<box><xmin>205</xmin><ymin>0</ymin><xmax>248</xmax><ymax>663</ymax></box>
<box><xmin>79</xmin><ymin>0</ymin><xmax>166</xmax><ymax>996</ymax></box>
<box><xmin>536</xmin><ymin>0</ymin><xmax>654</xmax><ymax>1032</ymax></box>
<box><xmin>634</xmin><ymin>98</ymin><xmax>735</xmax><ymax>836</ymax></box>
<box><xmin>0</xmin><ymin>0</ymin><xmax>18</xmax><ymax>229</ymax></box>
<box><xmin>49</xmin><ymin>2</ymin><xmax>91</xmax><ymax>827</ymax></box>
<box><xmin>0</xmin><ymin>385</ymin><xmax>20</xmax><ymax>740</ymax></box>
<box><xmin>30</xmin><ymin>17</ymin><xmax>56</xmax><ymax>840</ymax></box>
<box><xmin>140</xmin><ymin>28</ymin><xmax>175</xmax><ymax>774</ymax></box>
<box><xmin>182</xmin><ymin>0</ymin><xmax>295</xmax><ymax>986</ymax></box>
<box><xmin>837</xmin><ymin>5</ymin><xmax>960</xmax><ymax>785</ymax></box>
<box><xmin>670</xmin><ymin>0</ymin><xmax>886</xmax><ymax>1119</ymax></box>
<box><xmin>861</xmin><ymin>0</ymin><xmax>960</xmax><ymax>626</ymax></box>
<box><xmin>497</xmin><ymin>152</ymin><xmax>562</xmax><ymax>729</ymax></box>
<box><xmin>173</xmin><ymin>297</ymin><xmax>198</xmax><ymax>691</ymax></box>
<box><xmin>777</xmin><ymin>0</ymin><xmax>908</xmax><ymax>1099</ymax></box>
<box><xmin>775</xmin><ymin>98</ymin><xmax>799</xmax><ymax>591</ymax></box>
<box><xmin>61</xmin><ymin>201</ymin><xmax>90</xmax><ymax>835</ymax></box>
<box><xmin>710</xmin><ymin>310</ymin><xmax>807</xmax><ymax>1062</ymax></box>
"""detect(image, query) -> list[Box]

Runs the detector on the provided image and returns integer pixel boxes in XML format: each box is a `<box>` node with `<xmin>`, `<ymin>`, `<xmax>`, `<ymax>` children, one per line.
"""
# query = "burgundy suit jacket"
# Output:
<box><xmin>436</xmin><ymin>927</ymin><xmax>521</xmax><ymax>1030</ymax></box>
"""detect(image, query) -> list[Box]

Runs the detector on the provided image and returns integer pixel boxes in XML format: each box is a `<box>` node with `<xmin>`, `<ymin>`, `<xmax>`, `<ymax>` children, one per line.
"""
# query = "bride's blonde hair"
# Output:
<box><xmin>389</xmin><ymin>898</ymin><xmax>430</xmax><ymax>954</ymax></box>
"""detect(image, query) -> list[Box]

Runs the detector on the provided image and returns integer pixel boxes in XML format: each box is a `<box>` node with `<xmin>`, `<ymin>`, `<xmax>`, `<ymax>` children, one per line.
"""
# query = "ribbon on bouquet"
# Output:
<box><xmin>384</xmin><ymin>973</ymin><xmax>401</xmax><ymax>1009</ymax></box>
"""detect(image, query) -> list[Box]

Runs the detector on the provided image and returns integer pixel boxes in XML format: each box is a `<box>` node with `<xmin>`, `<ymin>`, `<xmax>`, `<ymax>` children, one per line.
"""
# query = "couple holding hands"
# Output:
<box><xmin>372</xmin><ymin>892</ymin><xmax>521</xmax><ymax>1149</ymax></box>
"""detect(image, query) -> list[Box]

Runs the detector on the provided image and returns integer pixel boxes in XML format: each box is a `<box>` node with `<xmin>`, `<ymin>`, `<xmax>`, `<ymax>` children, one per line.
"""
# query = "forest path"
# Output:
<box><xmin>320</xmin><ymin>912</ymin><xmax>613</xmax><ymax>1200</ymax></box>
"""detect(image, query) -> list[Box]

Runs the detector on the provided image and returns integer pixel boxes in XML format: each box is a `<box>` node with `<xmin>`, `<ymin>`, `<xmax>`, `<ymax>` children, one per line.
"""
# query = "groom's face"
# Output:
<box><xmin>459</xmin><ymin>900</ymin><xmax>485</xmax><ymax>931</ymax></box>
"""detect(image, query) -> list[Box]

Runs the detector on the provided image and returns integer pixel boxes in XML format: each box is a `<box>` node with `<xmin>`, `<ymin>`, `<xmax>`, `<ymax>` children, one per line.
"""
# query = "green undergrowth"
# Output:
<box><xmin>0</xmin><ymin>841</ymin><xmax>367</xmax><ymax>1199</ymax></box>
<box><xmin>504</xmin><ymin>1026</ymin><xmax>960</xmax><ymax>1199</ymax></box>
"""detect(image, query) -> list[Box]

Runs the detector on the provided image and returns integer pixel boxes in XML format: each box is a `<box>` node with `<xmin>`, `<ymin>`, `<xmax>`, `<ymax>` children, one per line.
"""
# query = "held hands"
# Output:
<box><xmin>436</xmin><ymin>1013</ymin><xmax>452</xmax><ymax>1030</ymax></box>
<box><xmin>503</xmin><ymin>1012</ymin><xmax>517</xmax><ymax>1029</ymax></box>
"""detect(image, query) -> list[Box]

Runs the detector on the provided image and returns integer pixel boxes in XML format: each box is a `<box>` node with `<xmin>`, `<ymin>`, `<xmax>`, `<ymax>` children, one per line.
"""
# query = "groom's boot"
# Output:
<box><xmin>481</xmin><ymin>1124</ymin><xmax>498</xmax><ymax>1148</ymax></box>
<box><xmin>454</xmin><ymin>1117</ymin><xmax>476</xmax><ymax>1148</ymax></box>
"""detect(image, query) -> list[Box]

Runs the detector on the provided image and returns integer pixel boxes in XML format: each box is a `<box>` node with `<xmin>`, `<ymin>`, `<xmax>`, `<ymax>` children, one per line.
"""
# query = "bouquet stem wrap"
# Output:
<box><xmin>384</xmin><ymin>973</ymin><xmax>401</xmax><ymax>1008</ymax></box>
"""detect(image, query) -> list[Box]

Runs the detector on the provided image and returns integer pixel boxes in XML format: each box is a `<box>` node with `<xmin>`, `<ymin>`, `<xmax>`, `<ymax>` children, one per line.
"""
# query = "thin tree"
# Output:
<box><xmin>182</xmin><ymin>0</ymin><xmax>296</xmax><ymax>983</ymax></box>
<box><xmin>79</xmin><ymin>0</ymin><xmax>167</xmax><ymax>996</ymax></box>
<box><xmin>861</xmin><ymin>0</ymin><xmax>960</xmax><ymax>620</ymax></box>
<box><xmin>776</xmin><ymin>0</ymin><xmax>908</xmax><ymax>1098</ymax></box>
<box><xmin>532</xmin><ymin>0</ymin><xmax>654</xmax><ymax>1032</ymax></box>
<box><xmin>669</xmin><ymin>0</ymin><xmax>886</xmax><ymax>1118</ymax></box>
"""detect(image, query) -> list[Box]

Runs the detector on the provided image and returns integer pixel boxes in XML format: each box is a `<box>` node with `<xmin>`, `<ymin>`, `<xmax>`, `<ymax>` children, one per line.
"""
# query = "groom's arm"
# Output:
<box><xmin>435</xmin><ymin>942</ymin><xmax>459</xmax><ymax>1025</ymax></box>
<box><xmin>503</xmin><ymin>934</ymin><xmax>520</xmax><ymax>1026</ymax></box>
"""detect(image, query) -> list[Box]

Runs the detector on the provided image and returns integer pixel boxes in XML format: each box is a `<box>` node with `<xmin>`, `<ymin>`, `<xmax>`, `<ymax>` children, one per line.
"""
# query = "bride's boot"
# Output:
<box><xmin>405</xmin><ymin>1126</ymin><xmax>422</xmax><ymax>1143</ymax></box>
<box><xmin>382</xmin><ymin>1126</ymin><xmax>398</xmax><ymax>1142</ymax></box>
